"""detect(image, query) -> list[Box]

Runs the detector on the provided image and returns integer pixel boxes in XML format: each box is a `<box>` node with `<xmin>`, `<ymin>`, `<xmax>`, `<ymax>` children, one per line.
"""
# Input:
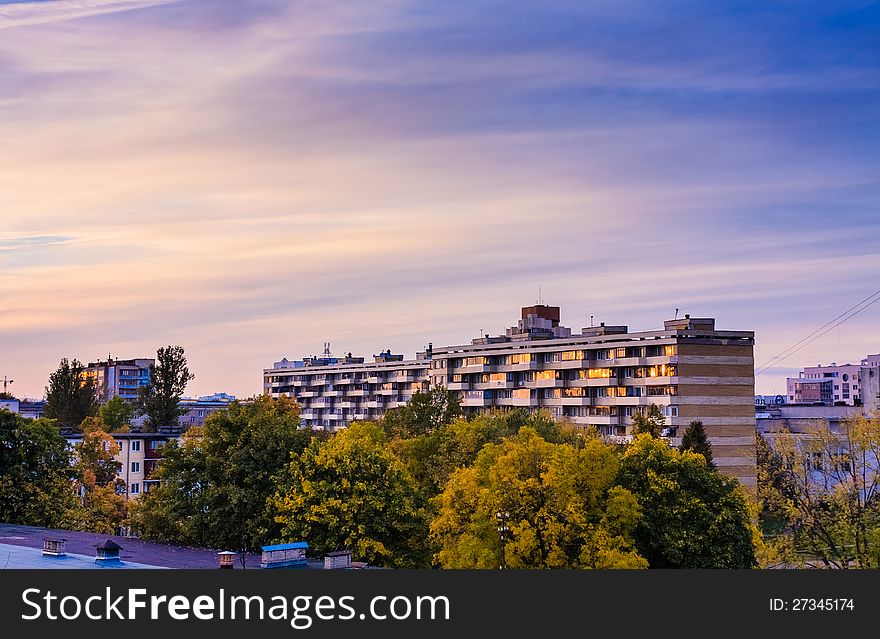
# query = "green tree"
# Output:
<box><xmin>616</xmin><ymin>434</ymin><xmax>757</xmax><ymax>568</ymax></box>
<box><xmin>380</xmin><ymin>385</ymin><xmax>461</xmax><ymax>438</ymax></box>
<box><xmin>680</xmin><ymin>420</ymin><xmax>714</xmax><ymax>467</ymax></box>
<box><xmin>768</xmin><ymin>415</ymin><xmax>880</xmax><ymax>569</ymax></box>
<box><xmin>132</xmin><ymin>396</ymin><xmax>312</xmax><ymax>559</ymax></box>
<box><xmin>0</xmin><ymin>392</ymin><xmax>15</xmax><ymax>401</ymax></box>
<box><xmin>100</xmin><ymin>395</ymin><xmax>135</xmax><ymax>432</ymax></box>
<box><xmin>0</xmin><ymin>411</ymin><xmax>79</xmax><ymax>528</ymax></box>
<box><xmin>631</xmin><ymin>404</ymin><xmax>666</xmax><ymax>437</ymax></box>
<box><xmin>431</xmin><ymin>428</ymin><xmax>646</xmax><ymax>569</ymax></box>
<box><xmin>272</xmin><ymin>422</ymin><xmax>430</xmax><ymax>568</ymax></box>
<box><xmin>393</xmin><ymin>409</ymin><xmax>575</xmax><ymax>496</ymax></box>
<box><xmin>44</xmin><ymin>358</ymin><xmax>98</xmax><ymax>430</ymax></box>
<box><xmin>138</xmin><ymin>345</ymin><xmax>194</xmax><ymax>430</ymax></box>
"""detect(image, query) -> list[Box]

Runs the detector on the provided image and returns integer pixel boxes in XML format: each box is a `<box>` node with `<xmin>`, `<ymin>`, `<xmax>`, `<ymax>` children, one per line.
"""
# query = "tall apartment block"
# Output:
<box><xmin>84</xmin><ymin>357</ymin><xmax>154</xmax><ymax>404</ymax></box>
<box><xmin>265</xmin><ymin>306</ymin><xmax>757</xmax><ymax>485</ymax></box>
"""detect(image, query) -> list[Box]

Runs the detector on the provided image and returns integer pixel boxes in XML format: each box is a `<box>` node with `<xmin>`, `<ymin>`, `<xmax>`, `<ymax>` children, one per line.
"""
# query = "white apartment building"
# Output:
<box><xmin>265</xmin><ymin>305</ymin><xmax>757</xmax><ymax>485</ymax></box>
<box><xmin>787</xmin><ymin>354</ymin><xmax>880</xmax><ymax>406</ymax></box>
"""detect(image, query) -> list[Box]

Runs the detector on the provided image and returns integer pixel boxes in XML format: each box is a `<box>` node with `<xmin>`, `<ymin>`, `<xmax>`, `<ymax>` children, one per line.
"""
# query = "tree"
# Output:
<box><xmin>0</xmin><ymin>392</ymin><xmax>15</xmax><ymax>401</ymax></box>
<box><xmin>431</xmin><ymin>428</ymin><xmax>646</xmax><ymax>569</ymax></box>
<box><xmin>631</xmin><ymin>404</ymin><xmax>665</xmax><ymax>437</ymax></box>
<box><xmin>44</xmin><ymin>358</ymin><xmax>98</xmax><ymax>430</ymax></box>
<box><xmin>767</xmin><ymin>415</ymin><xmax>880</xmax><ymax>569</ymax></box>
<box><xmin>616</xmin><ymin>434</ymin><xmax>757</xmax><ymax>568</ymax></box>
<box><xmin>70</xmin><ymin>430</ymin><xmax>128</xmax><ymax>534</ymax></box>
<box><xmin>100</xmin><ymin>395</ymin><xmax>135</xmax><ymax>432</ymax></box>
<box><xmin>131</xmin><ymin>396</ymin><xmax>312</xmax><ymax>560</ymax></box>
<box><xmin>680</xmin><ymin>420</ymin><xmax>714</xmax><ymax>467</ymax></box>
<box><xmin>272</xmin><ymin>422</ymin><xmax>430</xmax><ymax>568</ymax></box>
<box><xmin>0</xmin><ymin>411</ymin><xmax>79</xmax><ymax>528</ymax></box>
<box><xmin>393</xmin><ymin>409</ymin><xmax>576</xmax><ymax>497</ymax></box>
<box><xmin>380</xmin><ymin>385</ymin><xmax>461</xmax><ymax>438</ymax></box>
<box><xmin>139</xmin><ymin>345</ymin><xmax>194</xmax><ymax>430</ymax></box>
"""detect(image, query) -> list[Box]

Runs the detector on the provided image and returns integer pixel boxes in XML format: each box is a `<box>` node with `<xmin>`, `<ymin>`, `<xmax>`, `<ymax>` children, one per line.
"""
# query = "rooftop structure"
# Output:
<box><xmin>265</xmin><ymin>305</ymin><xmax>758</xmax><ymax>485</ymax></box>
<box><xmin>787</xmin><ymin>354</ymin><xmax>880</xmax><ymax>406</ymax></box>
<box><xmin>84</xmin><ymin>357</ymin><xmax>154</xmax><ymax>404</ymax></box>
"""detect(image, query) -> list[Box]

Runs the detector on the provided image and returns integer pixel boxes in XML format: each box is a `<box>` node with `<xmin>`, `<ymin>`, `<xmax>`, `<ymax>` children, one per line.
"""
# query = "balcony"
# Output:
<box><xmin>348</xmin><ymin>389</ymin><xmax>367</xmax><ymax>397</ymax></box>
<box><xmin>462</xmin><ymin>396</ymin><xmax>493</xmax><ymax>408</ymax></box>
<box><xmin>337</xmin><ymin>401</ymin><xmax>353</xmax><ymax>409</ymax></box>
<box><xmin>392</xmin><ymin>373</ymin><xmax>414</xmax><ymax>383</ymax></box>
<box><xmin>365</xmin><ymin>400</ymin><xmax>384</xmax><ymax>409</ymax></box>
<box><xmin>568</xmin><ymin>377</ymin><xmax>618</xmax><ymax>388</ymax></box>
<box><xmin>298</xmin><ymin>390</ymin><xmax>317</xmax><ymax>398</ymax></box>
<box><xmin>457</xmin><ymin>364</ymin><xmax>493</xmax><ymax>374</ymax></box>
<box><xmin>311</xmin><ymin>399</ymin><xmax>331</xmax><ymax>408</ymax></box>
<box><xmin>495</xmin><ymin>396</ymin><xmax>537</xmax><ymax>407</ymax></box>
<box><xmin>447</xmin><ymin>382</ymin><xmax>470</xmax><ymax>391</ymax></box>
<box><xmin>377</xmin><ymin>388</ymin><xmax>396</xmax><ymax>396</ymax></box>
<box><xmin>367</xmin><ymin>376</ymin><xmax>381</xmax><ymax>384</ymax></box>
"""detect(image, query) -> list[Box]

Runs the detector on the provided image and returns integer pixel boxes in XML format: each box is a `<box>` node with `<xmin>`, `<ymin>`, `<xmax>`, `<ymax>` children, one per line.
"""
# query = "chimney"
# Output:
<box><xmin>324</xmin><ymin>550</ymin><xmax>353</xmax><ymax>570</ymax></box>
<box><xmin>42</xmin><ymin>538</ymin><xmax>66</xmax><ymax>557</ymax></box>
<box><xmin>217</xmin><ymin>551</ymin><xmax>238</xmax><ymax>569</ymax></box>
<box><xmin>95</xmin><ymin>539</ymin><xmax>123</xmax><ymax>564</ymax></box>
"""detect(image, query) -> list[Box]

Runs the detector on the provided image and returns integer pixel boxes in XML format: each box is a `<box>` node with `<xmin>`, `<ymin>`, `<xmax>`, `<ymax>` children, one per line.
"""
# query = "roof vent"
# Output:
<box><xmin>95</xmin><ymin>539</ymin><xmax>123</xmax><ymax>564</ymax></box>
<box><xmin>42</xmin><ymin>538</ymin><xmax>66</xmax><ymax>557</ymax></box>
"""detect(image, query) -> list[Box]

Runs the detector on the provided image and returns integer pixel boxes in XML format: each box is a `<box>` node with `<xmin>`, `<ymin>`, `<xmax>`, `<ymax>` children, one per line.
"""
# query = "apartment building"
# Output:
<box><xmin>787</xmin><ymin>354</ymin><xmax>880</xmax><ymax>406</ymax></box>
<box><xmin>64</xmin><ymin>431</ymin><xmax>180</xmax><ymax>499</ymax></box>
<box><xmin>265</xmin><ymin>305</ymin><xmax>757</xmax><ymax>485</ymax></box>
<box><xmin>84</xmin><ymin>357</ymin><xmax>154</xmax><ymax>404</ymax></box>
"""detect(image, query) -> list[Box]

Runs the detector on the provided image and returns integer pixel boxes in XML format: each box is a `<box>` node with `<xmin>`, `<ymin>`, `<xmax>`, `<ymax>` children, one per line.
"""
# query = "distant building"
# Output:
<box><xmin>787</xmin><ymin>354</ymin><xmax>880</xmax><ymax>406</ymax></box>
<box><xmin>0</xmin><ymin>398</ymin><xmax>46</xmax><ymax>419</ymax></box>
<box><xmin>84</xmin><ymin>357</ymin><xmax>154</xmax><ymax>404</ymax></box>
<box><xmin>177</xmin><ymin>393</ymin><xmax>237</xmax><ymax>428</ymax></box>
<box><xmin>266</xmin><ymin>305</ymin><xmax>758</xmax><ymax>486</ymax></box>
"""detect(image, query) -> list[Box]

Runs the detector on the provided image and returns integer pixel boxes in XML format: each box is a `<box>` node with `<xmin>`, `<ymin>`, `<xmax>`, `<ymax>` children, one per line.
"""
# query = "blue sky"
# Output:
<box><xmin>0</xmin><ymin>0</ymin><xmax>878</xmax><ymax>398</ymax></box>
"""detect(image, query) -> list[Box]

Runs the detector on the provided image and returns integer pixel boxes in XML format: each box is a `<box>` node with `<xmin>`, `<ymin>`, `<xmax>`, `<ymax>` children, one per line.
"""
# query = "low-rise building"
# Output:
<box><xmin>787</xmin><ymin>354</ymin><xmax>880</xmax><ymax>406</ymax></box>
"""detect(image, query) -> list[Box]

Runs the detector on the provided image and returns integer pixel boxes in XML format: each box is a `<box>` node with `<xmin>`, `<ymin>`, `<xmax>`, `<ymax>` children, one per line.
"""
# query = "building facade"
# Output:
<box><xmin>787</xmin><ymin>354</ymin><xmax>880</xmax><ymax>406</ymax></box>
<box><xmin>64</xmin><ymin>431</ymin><xmax>180</xmax><ymax>499</ymax></box>
<box><xmin>84</xmin><ymin>357</ymin><xmax>154</xmax><ymax>404</ymax></box>
<box><xmin>265</xmin><ymin>305</ymin><xmax>757</xmax><ymax>485</ymax></box>
<box><xmin>177</xmin><ymin>393</ymin><xmax>237</xmax><ymax>428</ymax></box>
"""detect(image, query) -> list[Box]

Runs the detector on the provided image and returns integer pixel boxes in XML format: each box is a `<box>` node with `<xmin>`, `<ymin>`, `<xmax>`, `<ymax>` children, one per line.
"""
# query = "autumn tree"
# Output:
<box><xmin>767</xmin><ymin>415</ymin><xmax>880</xmax><ymax>569</ymax></box>
<box><xmin>616</xmin><ymin>434</ymin><xmax>757</xmax><ymax>568</ymax></box>
<box><xmin>139</xmin><ymin>346</ymin><xmax>194</xmax><ymax>430</ymax></box>
<box><xmin>631</xmin><ymin>403</ymin><xmax>666</xmax><ymax>438</ymax></box>
<box><xmin>380</xmin><ymin>385</ymin><xmax>461</xmax><ymax>439</ymax></box>
<box><xmin>131</xmin><ymin>396</ymin><xmax>312</xmax><ymax>559</ymax></box>
<box><xmin>100</xmin><ymin>395</ymin><xmax>135</xmax><ymax>432</ymax></box>
<box><xmin>0</xmin><ymin>411</ymin><xmax>78</xmax><ymax>528</ymax></box>
<box><xmin>71</xmin><ymin>430</ymin><xmax>127</xmax><ymax>534</ymax></box>
<box><xmin>44</xmin><ymin>358</ymin><xmax>98</xmax><ymax>430</ymax></box>
<box><xmin>680</xmin><ymin>420</ymin><xmax>714</xmax><ymax>467</ymax></box>
<box><xmin>272</xmin><ymin>422</ymin><xmax>430</xmax><ymax>568</ymax></box>
<box><xmin>431</xmin><ymin>428</ymin><xmax>646</xmax><ymax>569</ymax></box>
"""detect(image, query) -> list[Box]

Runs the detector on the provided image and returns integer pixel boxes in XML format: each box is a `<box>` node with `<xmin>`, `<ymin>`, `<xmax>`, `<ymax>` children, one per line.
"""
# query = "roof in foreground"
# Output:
<box><xmin>0</xmin><ymin>523</ymin><xmax>261</xmax><ymax>569</ymax></box>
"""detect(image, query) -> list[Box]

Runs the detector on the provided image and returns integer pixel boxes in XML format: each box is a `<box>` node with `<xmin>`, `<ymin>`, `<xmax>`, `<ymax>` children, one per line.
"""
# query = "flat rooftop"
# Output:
<box><xmin>0</xmin><ymin>523</ymin><xmax>264</xmax><ymax>569</ymax></box>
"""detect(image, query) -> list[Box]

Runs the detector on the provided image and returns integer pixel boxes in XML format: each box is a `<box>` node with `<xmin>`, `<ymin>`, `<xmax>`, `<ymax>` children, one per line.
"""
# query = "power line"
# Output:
<box><xmin>756</xmin><ymin>290</ymin><xmax>880</xmax><ymax>376</ymax></box>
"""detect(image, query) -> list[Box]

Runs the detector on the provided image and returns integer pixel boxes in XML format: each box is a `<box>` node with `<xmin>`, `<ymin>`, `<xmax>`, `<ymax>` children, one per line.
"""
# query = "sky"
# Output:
<box><xmin>0</xmin><ymin>0</ymin><xmax>878</xmax><ymax>399</ymax></box>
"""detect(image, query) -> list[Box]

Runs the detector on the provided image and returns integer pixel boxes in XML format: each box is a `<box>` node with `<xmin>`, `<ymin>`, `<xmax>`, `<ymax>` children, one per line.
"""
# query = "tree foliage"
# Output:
<box><xmin>380</xmin><ymin>385</ymin><xmax>461</xmax><ymax>439</ymax></box>
<box><xmin>139</xmin><ymin>345</ymin><xmax>194</xmax><ymax>430</ymax></box>
<box><xmin>763</xmin><ymin>415</ymin><xmax>880</xmax><ymax>569</ymax></box>
<box><xmin>0</xmin><ymin>411</ymin><xmax>78</xmax><ymax>528</ymax></box>
<box><xmin>392</xmin><ymin>409</ymin><xmax>574</xmax><ymax>497</ymax></box>
<box><xmin>132</xmin><ymin>396</ymin><xmax>311</xmax><ymax>556</ymax></box>
<box><xmin>70</xmin><ymin>430</ymin><xmax>128</xmax><ymax>534</ymax></box>
<box><xmin>431</xmin><ymin>428</ymin><xmax>647</xmax><ymax>569</ymax></box>
<box><xmin>100</xmin><ymin>396</ymin><xmax>135</xmax><ymax>432</ymax></box>
<box><xmin>44</xmin><ymin>358</ymin><xmax>98</xmax><ymax>430</ymax></box>
<box><xmin>680</xmin><ymin>420</ymin><xmax>714</xmax><ymax>467</ymax></box>
<box><xmin>272</xmin><ymin>422</ymin><xmax>430</xmax><ymax>568</ymax></box>
<box><xmin>631</xmin><ymin>403</ymin><xmax>666</xmax><ymax>438</ymax></box>
<box><xmin>616</xmin><ymin>434</ymin><xmax>757</xmax><ymax>568</ymax></box>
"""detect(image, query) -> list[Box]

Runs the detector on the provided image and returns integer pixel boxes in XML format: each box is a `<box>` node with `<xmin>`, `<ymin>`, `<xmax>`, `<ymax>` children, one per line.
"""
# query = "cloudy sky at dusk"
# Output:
<box><xmin>1</xmin><ymin>0</ymin><xmax>877</xmax><ymax>399</ymax></box>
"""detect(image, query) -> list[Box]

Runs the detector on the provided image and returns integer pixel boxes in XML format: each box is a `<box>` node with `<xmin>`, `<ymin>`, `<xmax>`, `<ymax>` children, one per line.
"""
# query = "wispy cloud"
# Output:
<box><xmin>0</xmin><ymin>0</ymin><xmax>876</xmax><ymax>398</ymax></box>
<box><xmin>0</xmin><ymin>0</ymin><xmax>180</xmax><ymax>29</ymax></box>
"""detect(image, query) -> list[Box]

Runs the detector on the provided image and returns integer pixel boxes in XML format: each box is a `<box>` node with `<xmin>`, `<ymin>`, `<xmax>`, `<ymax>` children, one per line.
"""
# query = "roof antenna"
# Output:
<box><xmin>323</xmin><ymin>342</ymin><xmax>331</xmax><ymax>357</ymax></box>
<box><xmin>674</xmin><ymin>308</ymin><xmax>679</xmax><ymax>320</ymax></box>
<box><xmin>590</xmin><ymin>315</ymin><xmax>594</xmax><ymax>327</ymax></box>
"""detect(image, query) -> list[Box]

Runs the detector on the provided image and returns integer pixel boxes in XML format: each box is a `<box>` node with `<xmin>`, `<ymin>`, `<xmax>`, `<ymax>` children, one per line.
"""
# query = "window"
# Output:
<box><xmin>130</xmin><ymin>483</ymin><xmax>140</xmax><ymax>494</ymax></box>
<box><xmin>131</xmin><ymin>440</ymin><xmax>141</xmax><ymax>452</ymax></box>
<box><xmin>131</xmin><ymin>462</ymin><xmax>140</xmax><ymax>473</ymax></box>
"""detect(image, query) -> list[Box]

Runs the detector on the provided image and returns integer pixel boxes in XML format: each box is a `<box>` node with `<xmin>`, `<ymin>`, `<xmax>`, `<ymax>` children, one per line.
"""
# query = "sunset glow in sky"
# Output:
<box><xmin>1</xmin><ymin>0</ymin><xmax>878</xmax><ymax>398</ymax></box>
